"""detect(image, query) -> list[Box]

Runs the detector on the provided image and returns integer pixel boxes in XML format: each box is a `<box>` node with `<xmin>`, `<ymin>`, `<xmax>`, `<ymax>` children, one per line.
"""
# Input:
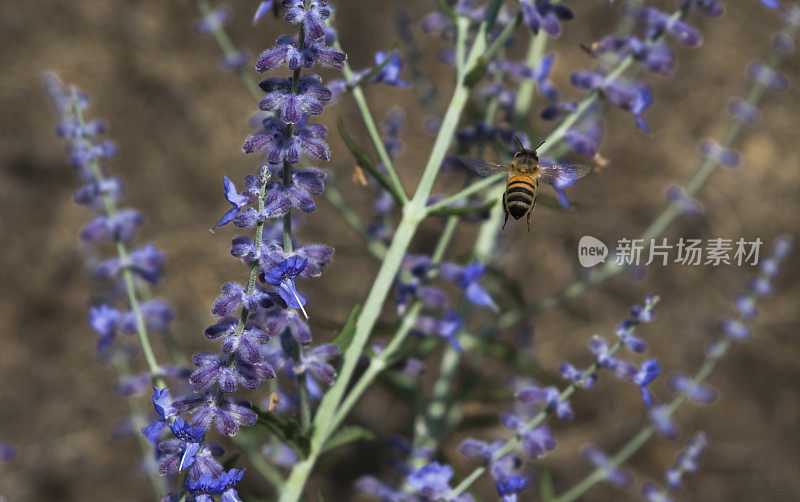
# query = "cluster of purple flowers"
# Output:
<box><xmin>641</xmin><ymin>432</ymin><xmax>709</xmax><ymax>502</ymax></box>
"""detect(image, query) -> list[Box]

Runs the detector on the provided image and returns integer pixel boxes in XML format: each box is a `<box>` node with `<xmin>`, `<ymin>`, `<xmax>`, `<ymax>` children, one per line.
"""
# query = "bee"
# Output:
<box><xmin>460</xmin><ymin>139</ymin><xmax>590</xmax><ymax>232</ymax></box>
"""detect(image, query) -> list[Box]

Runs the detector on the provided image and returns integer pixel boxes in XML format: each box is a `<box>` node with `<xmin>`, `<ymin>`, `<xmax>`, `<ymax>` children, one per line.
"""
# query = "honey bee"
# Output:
<box><xmin>460</xmin><ymin>140</ymin><xmax>590</xmax><ymax>232</ymax></box>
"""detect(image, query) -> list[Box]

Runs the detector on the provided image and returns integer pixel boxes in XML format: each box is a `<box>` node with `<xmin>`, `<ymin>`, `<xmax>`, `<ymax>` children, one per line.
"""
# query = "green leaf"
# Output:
<box><xmin>437</xmin><ymin>0</ymin><xmax>458</xmax><ymax>21</ymax></box>
<box><xmin>463</xmin><ymin>56</ymin><xmax>487</xmax><ymax>87</ymax></box>
<box><xmin>539</xmin><ymin>469</ymin><xmax>555</xmax><ymax>502</ymax></box>
<box><xmin>254</xmin><ymin>406</ymin><xmax>311</xmax><ymax>456</ymax></box>
<box><xmin>322</xmin><ymin>425</ymin><xmax>377</xmax><ymax>454</ymax></box>
<box><xmin>484</xmin><ymin>0</ymin><xmax>503</xmax><ymax>36</ymax></box>
<box><xmin>331</xmin><ymin>304</ymin><xmax>361</xmax><ymax>352</ymax></box>
<box><xmin>337</xmin><ymin>119</ymin><xmax>404</xmax><ymax>206</ymax></box>
<box><xmin>349</xmin><ymin>46</ymin><xmax>398</xmax><ymax>90</ymax></box>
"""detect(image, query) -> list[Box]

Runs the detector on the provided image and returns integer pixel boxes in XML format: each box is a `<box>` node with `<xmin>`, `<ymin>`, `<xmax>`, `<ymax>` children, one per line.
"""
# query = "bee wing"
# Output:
<box><xmin>537</xmin><ymin>159</ymin><xmax>591</xmax><ymax>189</ymax></box>
<box><xmin>457</xmin><ymin>157</ymin><xmax>508</xmax><ymax>177</ymax></box>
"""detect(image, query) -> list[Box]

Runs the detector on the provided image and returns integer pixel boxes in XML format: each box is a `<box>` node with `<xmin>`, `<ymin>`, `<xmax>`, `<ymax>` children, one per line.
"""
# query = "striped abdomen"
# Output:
<box><xmin>504</xmin><ymin>175</ymin><xmax>537</xmax><ymax>219</ymax></box>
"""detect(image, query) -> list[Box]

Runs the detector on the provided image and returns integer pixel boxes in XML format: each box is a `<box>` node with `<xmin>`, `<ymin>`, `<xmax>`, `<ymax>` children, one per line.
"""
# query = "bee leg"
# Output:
<box><xmin>526</xmin><ymin>197</ymin><xmax>536</xmax><ymax>233</ymax></box>
<box><xmin>501</xmin><ymin>193</ymin><xmax>509</xmax><ymax>230</ymax></box>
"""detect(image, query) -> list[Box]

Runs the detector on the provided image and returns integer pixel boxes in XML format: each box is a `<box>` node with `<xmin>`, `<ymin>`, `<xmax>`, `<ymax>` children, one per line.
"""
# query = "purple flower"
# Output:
<box><xmin>189</xmin><ymin>352</ymin><xmax>275</xmax><ymax>393</ymax></box>
<box><xmin>699</xmin><ymin>139</ymin><xmax>740</xmax><ymax>168</ymax></box>
<box><xmin>589</xmin><ymin>335</ymin><xmax>618</xmax><ymax>370</ymax></box>
<box><xmin>211</xmin><ymin>282</ymin><xmax>275</xmax><ymax>317</ymax></box>
<box><xmin>642</xmin><ymin>483</ymin><xmax>676</xmax><ymax>502</ymax></box>
<box><xmin>633</xmin><ymin>359</ymin><xmax>661</xmax><ymax>407</ymax></box>
<box><xmin>259</xmin><ymin>74</ymin><xmax>332</xmax><ymax>124</ymax></box>
<box><xmin>80</xmin><ymin>209</ymin><xmax>144</xmax><ymax>243</ymax></box>
<box><xmin>666</xmin><ymin>432</ymin><xmax>709</xmax><ymax>489</ymax></box>
<box><xmin>583</xmin><ymin>446</ymin><xmax>633</xmax><ymax>488</ymax></box>
<box><xmin>263</xmin><ymin>308</ymin><xmax>312</xmax><ymax>345</ymax></box>
<box><xmin>501</xmin><ymin>412</ymin><xmax>556</xmax><ymax>459</ymax></box>
<box><xmin>728</xmin><ymin>99</ymin><xmax>762</xmax><ymax>125</ymax></box>
<box><xmin>720</xmin><ymin>318</ymin><xmax>751</xmax><ymax>340</ymax></box>
<box><xmin>95</xmin><ymin>243</ymin><xmax>165</xmax><ymax>284</ymax></box>
<box><xmin>667</xmin><ymin>185</ymin><xmax>703</xmax><ymax>215</ymax></box>
<box><xmin>204</xmin><ymin>317</ymin><xmax>270</xmax><ymax>364</ymax></box>
<box><xmin>264</xmin><ymin>255</ymin><xmax>309</xmax><ymax>317</ymax></box>
<box><xmin>667</xmin><ymin>375</ymin><xmax>717</xmax><ymax>403</ymax></box>
<box><xmin>649</xmin><ymin>404</ymin><xmax>678</xmax><ymax>440</ymax></box>
<box><xmin>298</xmin><ymin>344</ymin><xmax>339</xmax><ymax>385</ymax></box>
<box><xmin>370</xmin><ymin>51</ymin><xmax>409</xmax><ymax>87</ymax></box>
<box><xmin>282</xmin><ymin>0</ymin><xmax>332</xmax><ymax>41</ymax></box>
<box><xmin>253</xmin><ymin>1</ymin><xmax>275</xmax><ymax>24</ymax></box>
<box><xmin>255</xmin><ymin>35</ymin><xmax>346</xmax><ymax>72</ymax></box>
<box><xmin>243</xmin><ymin>117</ymin><xmax>330</xmax><ymax>165</ymax></box>
<box><xmin>406</xmin><ymin>462</ymin><xmax>466</xmax><ymax>501</ymax></box>
<box><xmin>173</xmin><ymin>393</ymin><xmax>257</xmax><ymax>437</ymax></box>
<box><xmin>415</xmin><ymin>310</ymin><xmax>464</xmax><ymax>351</ymax></box>
<box><xmin>639</xmin><ymin>8</ymin><xmax>702</xmax><ymax>46</ymax></box>
<box><xmin>194</xmin><ymin>6</ymin><xmax>229</xmax><ymax>35</ymax></box>
<box><xmin>212</xmin><ymin>176</ymin><xmax>253</xmax><ymax>231</ymax></box>
<box><xmin>558</xmin><ymin>362</ymin><xmax>598</xmax><ymax>388</ymax></box>
<box><xmin>186</xmin><ymin>468</ymin><xmax>245</xmax><ymax>499</ymax></box>
<box><xmin>152</xmin><ymin>387</ymin><xmax>177</xmax><ymax>420</ymax></box>
<box><xmin>440</xmin><ymin>261</ymin><xmax>498</xmax><ymax>312</ymax></box>
<box><xmin>520</xmin><ymin>0</ymin><xmax>574</xmax><ymax>37</ymax></box>
<box><xmin>516</xmin><ymin>385</ymin><xmax>573</xmax><ymax>420</ymax></box>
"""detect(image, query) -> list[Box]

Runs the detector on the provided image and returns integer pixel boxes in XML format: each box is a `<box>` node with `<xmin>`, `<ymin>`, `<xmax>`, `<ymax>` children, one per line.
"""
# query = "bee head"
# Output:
<box><xmin>513</xmin><ymin>148</ymin><xmax>539</xmax><ymax>166</ymax></box>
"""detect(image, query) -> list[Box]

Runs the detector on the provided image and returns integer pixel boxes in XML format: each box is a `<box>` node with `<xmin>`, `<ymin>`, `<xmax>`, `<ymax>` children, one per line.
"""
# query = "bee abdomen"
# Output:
<box><xmin>505</xmin><ymin>176</ymin><xmax>536</xmax><ymax>219</ymax></box>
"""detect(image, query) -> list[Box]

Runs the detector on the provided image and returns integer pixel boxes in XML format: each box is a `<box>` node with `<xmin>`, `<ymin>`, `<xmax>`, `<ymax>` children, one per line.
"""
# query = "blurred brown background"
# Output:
<box><xmin>1</xmin><ymin>0</ymin><xmax>799</xmax><ymax>500</ymax></box>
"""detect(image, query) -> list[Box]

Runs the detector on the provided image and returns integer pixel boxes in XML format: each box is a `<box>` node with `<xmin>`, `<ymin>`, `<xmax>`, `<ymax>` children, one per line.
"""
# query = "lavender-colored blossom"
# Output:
<box><xmin>583</xmin><ymin>446</ymin><xmax>633</xmax><ymax>488</ymax></box>
<box><xmin>186</xmin><ymin>468</ymin><xmax>245</xmax><ymax>500</ymax></box>
<box><xmin>719</xmin><ymin>318</ymin><xmax>751</xmax><ymax>340</ymax></box>
<box><xmin>298</xmin><ymin>344</ymin><xmax>339</xmax><ymax>385</ymax></box>
<box><xmin>639</xmin><ymin>8</ymin><xmax>702</xmax><ymax>46</ymax></box>
<box><xmin>727</xmin><ymin>99</ymin><xmax>762</xmax><ymax>125</ymax></box>
<box><xmin>189</xmin><ymin>351</ymin><xmax>274</xmax><ymax>393</ymax></box>
<box><xmin>173</xmin><ymin>392</ymin><xmax>257</xmax><ymax>437</ymax></box>
<box><xmin>516</xmin><ymin>385</ymin><xmax>573</xmax><ymax>420</ymax></box>
<box><xmin>440</xmin><ymin>261</ymin><xmax>499</xmax><ymax>312</ymax></box>
<box><xmin>665</xmin><ymin>432</ymin><xmax>709</xmax><ymax>489</ymax></box>
<box><xmin>370</xmin><ymin>51</ymin><xmax>409</xmax><ymax>87</ymax></box>
<box><xmin>520</xmin><ymin>0</ymin><xmax>574</xmax><ymax>37</ymax></box>
<box><xmin>212</xmin><ymin>176</ymin><xmax>254</xmax><ymax>230</ymax></box>
<box><xmin>194</xmin><ymin>6</ymin><xmax>229</xmax><ymax>35</ymax></box>
<box><xmin>406</xmin><ymin>462</ymin><xmax>473</xmax><ymax>501</ymax></box>
<box><xmin>255</xmin><ymin>35</ymin><xmax>346</xmax><ymax>72</ymax></box>
<box><xmin>263</xmin><ymin>308</ymin><xmax>312</xmax><ymax>345</ymax></box>
<box><xmin>355</xmin><ymin>476</ymin><xmax>407</xmax><ymax>502</ymax></box>
<box><xmin>264</xmin><ymin>255</ymin><xmax>309</xmax><ymax>317</ymax></box>
<box><xmin>259</xmin><ymin>74</ymin><xmax>332</xmax><ymax>124</ymax></box>
<box><xmin>559</xmin><ymin>362</ymin><xmax>598</xmax><ymax>388</ymax></box>
<box><xmin>282</xmin><ymin>0</ymin><xmax>332</xmax><ymax>41</ymax></box>
<box><xmin>699</xmin><ymin>139</ymin><xmax>740</xmax><ymax>168</ymax></box>
<box><xmin>642</xmin><ymin>483</ymin><xmax>676</xmax><ymax>502</ymax></box>
<box><xmin>747</xmin><ymin>60</ymin><xmax>788</xmax><ymax>90</ymax></box>
<box><xmin>502</xmin><ymin>413</ymin><xmax>556</xmax><ymax>458</ymax></box>
<box><xmin>95</xmin><ymin>243</ymin><xmax>165</xmax><ymax>284</ymax></box>
<box><xmin>589</xmin><ymin>335</ymin><xmax>619</xmax><ymax>370</ymax></box>
<box><xmin>667</xmin><ymin>375</ymin><xmax>717</xmax><ymax>403</ymax></box>
<box><xmin>204</xmin><ymin>317</ymin><xmax>270</xmax><ymax>364</ymax></box>
<box><xmin>80</xmin><ymin>209</ymin><xmax>144</xmax><ymax>243</ymax></box>
<box><xmin>415</xmin><ymin>310</ymin><xmax>464</xmax><ymax>351</ymax></box>
<box><xmin>243</xmin><ymin>116</ymin><xmax>330</xmax><ymax>164</ymax></box>
<box><xmin>633</xmin><ymin>359</ymin><xmax>661</xmax><ymax>407</ymax></box>
<box><xmin>667</xmin><ymin>185</ymin><xmax>703</xmax><ymax>215</ymax></box>
<box><xmin>211</xmin><ymin>282</ymin><xmax>275</xmax><ymax>317</ymax></box>
<box><xmin>649</xmin><ymin>404</ymin><xmax>679</xmax><ymax>440</ymax></box>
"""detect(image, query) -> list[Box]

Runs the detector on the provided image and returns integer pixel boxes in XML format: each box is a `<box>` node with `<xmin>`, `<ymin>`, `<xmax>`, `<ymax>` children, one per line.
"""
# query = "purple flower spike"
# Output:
<box><xmin>720</xmin><ymin>318</ymin><xmax>751</xmax><ymax>340</ymax></box>
<box><xmin>589</xmin><ymin>335</ymin><xmax>619</xmax><ymax>370</ymax></box>
<box><xmin>667</xmin><ymin>375</ymin><xmax>717</xmax><ymax>403</ymax></box>
<box><xmin>406</xmin><ymin>462</ymin><xmax>456</xmax><ymax>501</ymax></box>
<box><xmin>727</xmin><ymin>99</ymin><xmax>762</xmax><ymax>126</ymax></box>
<box><xmin>583</xmin><ymin>446</ymin><xmax>633</xmax><ymax>488</ymax></box>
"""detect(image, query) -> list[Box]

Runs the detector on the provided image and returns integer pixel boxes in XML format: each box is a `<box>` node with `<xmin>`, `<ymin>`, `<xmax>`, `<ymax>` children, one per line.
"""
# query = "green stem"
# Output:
<box><xmin>333</xmin><ymin>40</ymin><xmax>408</xmax><ymax>205</ymax></box>
<box><xmin>194</xmin><ymin>0</ymin><xmax>262</xmax><ymax>99</ymax></box>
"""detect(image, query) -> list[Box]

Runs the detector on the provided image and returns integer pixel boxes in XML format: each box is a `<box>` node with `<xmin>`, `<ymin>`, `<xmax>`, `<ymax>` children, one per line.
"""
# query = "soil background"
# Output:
<box><xmin>1</xmin><ymin>1</ymin><xmax>799</xmax><ymax>501</ymax></box>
